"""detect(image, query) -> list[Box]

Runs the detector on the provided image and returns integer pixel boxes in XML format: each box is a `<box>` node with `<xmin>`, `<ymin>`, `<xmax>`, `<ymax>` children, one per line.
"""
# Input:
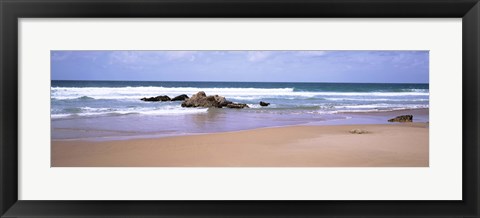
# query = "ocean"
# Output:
<box><xmin>51</xmin><ymin>80</ymin><xmax>429</xmax><ymax>140</ymax></box>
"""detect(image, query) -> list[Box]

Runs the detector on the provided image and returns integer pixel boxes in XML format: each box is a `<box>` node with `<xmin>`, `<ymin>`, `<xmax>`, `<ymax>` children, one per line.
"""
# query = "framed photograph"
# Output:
<box><xmin>50</xmin><ymin>50</ymin><xmax>430</xmax><ymax>167</ymax></box>
<box><xmin>1</xmin><ymin>0</ymin><xmax>479</xmax><ymax>217</ymax></box>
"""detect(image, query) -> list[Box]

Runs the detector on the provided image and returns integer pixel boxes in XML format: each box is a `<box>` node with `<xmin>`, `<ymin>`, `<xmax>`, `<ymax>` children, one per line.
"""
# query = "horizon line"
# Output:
<box><xmin>51</xmin><ymin>79</ymin><xmax>429</xmax><ymax>85</ymax></box>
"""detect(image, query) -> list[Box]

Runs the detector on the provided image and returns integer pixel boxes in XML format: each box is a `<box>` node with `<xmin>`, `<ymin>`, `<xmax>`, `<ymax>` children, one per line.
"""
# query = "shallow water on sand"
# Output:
<box><xmin>52</xmin><ymin>108</ymin><xmax>429</xmax><ymax>140</ymax></box>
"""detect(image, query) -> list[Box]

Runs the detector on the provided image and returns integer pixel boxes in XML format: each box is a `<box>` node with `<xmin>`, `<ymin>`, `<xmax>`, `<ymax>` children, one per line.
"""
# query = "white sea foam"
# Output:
<box><xmin>51</xmin><ymin>86</ymin><xmax>428</xmax><ymax>100</ymax></box>
<box><xmin>333</xmin><ymin>107</ymin><xmax>429</xmax><ymax>113</ymax></box>
<box><xmin>51</xmin><ymin>86</ymin><xmax>429</xmax><ymax>120</ymax></box>
<box><xmin>316</xmin><ymin>92</ymin><xmax>428</xmax><ymax>96</ymax></box>
<box><xmin>335</xmin><ymin>104</ymin><xmax>429</xmax><ymax>112</ymax></box>
<box><xmin>137</xmin><ymin>108</ymin><xmax>209</xmax><ymax>115</ymax></box>
<box><xmin>51</xmin><ymin>87</ymin><xmax>298</xmax><ymax>100</ymax></box>
<box><xmin>246</xmin><ymin>104</ymin><xmax>267</xmax><ymax>109</ymax></box>
<box><xmin>51</xmin><ymin>105</ymin><xmax>208</xmax><ymax>119</ymax></box>
<box><xmin>324</xmin><ymin>97</ymin><xmax>429</xmax><ymax>102</ymax></box>
<box><xmin>51</xmin><ymin>114</ymin><xmax>72</xmax><ymax>119</ymax></box>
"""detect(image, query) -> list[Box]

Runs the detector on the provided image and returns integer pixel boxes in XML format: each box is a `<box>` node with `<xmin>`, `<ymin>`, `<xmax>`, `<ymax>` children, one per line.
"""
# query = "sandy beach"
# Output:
<box><xmin>52</xmin><ymin>122</ymin><xmax>429</xmax><ymax>167</ymax></box>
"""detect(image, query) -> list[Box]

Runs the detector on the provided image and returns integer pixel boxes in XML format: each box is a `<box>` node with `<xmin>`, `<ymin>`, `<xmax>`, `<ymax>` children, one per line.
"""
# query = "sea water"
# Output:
<box><xmin>51</xmin><ymin>81</ymin><xmax>429</xmax><ymax>140</ymax></box>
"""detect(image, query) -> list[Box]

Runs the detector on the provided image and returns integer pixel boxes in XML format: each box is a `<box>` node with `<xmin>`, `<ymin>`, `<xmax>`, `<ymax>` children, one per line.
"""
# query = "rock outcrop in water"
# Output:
<box><xmin>140</xmin><ymin>91</ymin><xmax>249</xmax><ymax>108</ymax></box>
<box><xmin>141</xmin><ymin>94</ymin><xmax>189</xmax><ymax>102</ymax></box>
<box><xmin>171</xmin><ymin>94</ymin><xmax>189</xmax><ymax>101</ymax></box>
<box><xmin>388</xmin><ymin>115</ymin><xmax>413</xmax><ymax>122</ymax></box>
<box><xmin>141</xmin><ymin>95</ymin><xmax>171</xmax><ymax>102</ymax></box>
<box><xmin>226</xmin><ymin>103</ymin><xmax>249</xmax><ymax>109</ymax></box>
<box><xmin>259</xmin><ymin>101</ymin><xmax>270</xmax><ymax>107</ymax></box>
<box><xmin>181</xmin><ymin>91</ymin><xmax>249</xmax><ymax>108</ymax></box>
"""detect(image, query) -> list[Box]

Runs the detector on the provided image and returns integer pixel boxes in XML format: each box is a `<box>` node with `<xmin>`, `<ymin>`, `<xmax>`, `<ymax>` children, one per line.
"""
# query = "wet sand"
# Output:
<box><xmin>52</xmin><ymin>123</ymin><xmax>429</xmax><ymax>167</ymax></box>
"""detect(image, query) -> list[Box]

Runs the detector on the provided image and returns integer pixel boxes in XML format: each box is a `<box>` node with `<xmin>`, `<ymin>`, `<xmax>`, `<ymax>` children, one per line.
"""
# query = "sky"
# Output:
<box><xmin>51</xmin><ymin>51</ymin><xmax>429</xmax><ymax>83</ymax></box>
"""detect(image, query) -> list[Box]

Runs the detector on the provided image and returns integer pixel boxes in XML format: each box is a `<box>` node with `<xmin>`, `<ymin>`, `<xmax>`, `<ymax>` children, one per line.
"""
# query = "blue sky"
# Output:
<box><xmin>51</xmin><ymin>51</ymin><xmax>429</xmax><ymax>83</ymax></box>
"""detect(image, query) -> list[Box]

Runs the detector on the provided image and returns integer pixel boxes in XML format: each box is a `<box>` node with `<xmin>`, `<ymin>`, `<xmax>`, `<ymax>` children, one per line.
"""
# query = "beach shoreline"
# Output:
<box><xmin>52</xmin><ymin>122</ymin><xmax>429</xmax><ymax>167</ymax></box>
<box><xmin>52</xmin><ymin>108</ymin><xmax>429</xmax><ymax>141</ymax></box>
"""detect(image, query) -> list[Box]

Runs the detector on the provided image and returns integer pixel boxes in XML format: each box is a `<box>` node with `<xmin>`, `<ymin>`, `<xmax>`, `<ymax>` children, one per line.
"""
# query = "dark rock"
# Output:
<box><xmin>349</xmin><ymin>129</ymin><xmax>368</xmax><ymax>134</ymax></box>
<box><xmin>226</xmin><ymin>103</ymin><xmax>249</xmax><ymax>109</ymax></box>
<box><xmin>388</xmin><ymin>115</ymin><xmax>413</xmax><ymax>122</ymax></box>
<box><xmin>141</xmin><ymin>95</ymin><xmax>171</xmax><ymax>102</ymax></box>
<box><xmin>181</xmin><ymin>91</ymin><xmax>234</xmax><ymax>108</ymax></box>
<box><xmin>171</xmin><ymin>94</ymin><xmax>189</xmax><ymax>101</ymax></box>
<box><xmin>259</xmin><ymin>101</ymin><xmax>270</xmax><ymax>107</ymax></box>
<box><xmin>158</xmin><ymin>96</ymin><xmax>171</xmax><ymax>101</ymax></box>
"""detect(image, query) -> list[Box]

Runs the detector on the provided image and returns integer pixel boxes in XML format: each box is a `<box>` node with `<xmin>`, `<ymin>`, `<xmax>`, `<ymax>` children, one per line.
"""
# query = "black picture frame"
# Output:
<box><xmin>1</xmin><ymin>0</ymin><xmax>479</xmax><ymax>217</ymax></box>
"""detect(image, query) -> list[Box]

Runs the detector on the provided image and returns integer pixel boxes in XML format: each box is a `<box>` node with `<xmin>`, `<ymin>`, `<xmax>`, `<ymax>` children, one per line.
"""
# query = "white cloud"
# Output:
<box><xmin>294</xmin><ymin>51</ymin><xmax>328</xmax><ymax>57</ymax></box>
<box><xmin>247</xmin><ymin>51</ymin><xmax>272</xmax><ymax>62</ymax></box>
<box><xmin>51</xmin><ymin>51</ymin><xmax>71</xmax><ymax>61</ymax></box>
<box><xmin>164</xmin><ymin>51</ymin><xmax>198</xmax><ymax>61</ymax></box>
<box><xmin>109</xmin><ymin>51</ymin><xmax>141</xmax><ymax>64</ymax></box>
